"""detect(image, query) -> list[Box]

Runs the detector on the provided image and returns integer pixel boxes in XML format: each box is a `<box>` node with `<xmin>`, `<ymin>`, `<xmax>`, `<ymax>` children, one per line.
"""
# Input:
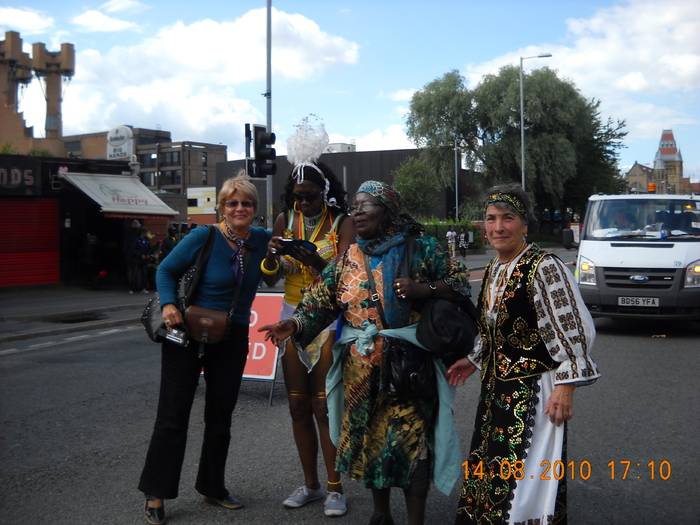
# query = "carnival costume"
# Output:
<box><xmin>455</xmin><ymin>242</ymin><xmax>600</xmax><ymax>524</ymax></box>
<box><xmin>289</xmin><ymin>181</ymin><xmax>472</xmax><ymax>495</ymax></box>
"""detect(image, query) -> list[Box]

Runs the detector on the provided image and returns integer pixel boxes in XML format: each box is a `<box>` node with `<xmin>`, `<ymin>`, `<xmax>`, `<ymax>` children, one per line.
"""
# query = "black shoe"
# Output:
<box><xmin>202</xmin><ymin>494</ymin><xmax>244</xmax><ymax>510</ymax></box>
<box><xmin>144</xmin><ymin>497</ymin><xmax>165</xmax><ymax>525</ymax></box>
<box><xmin>368</xmin><ymin>514</ymin><xmax>394</xmax><ymax>525</ymax></box>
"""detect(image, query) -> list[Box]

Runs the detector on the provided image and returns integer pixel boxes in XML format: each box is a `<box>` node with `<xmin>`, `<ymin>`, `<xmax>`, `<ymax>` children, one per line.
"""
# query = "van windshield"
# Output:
<box><xmin>584</xmin><ymin>198</ymin><xmax>700</xmax><ymax>241</ymax></box>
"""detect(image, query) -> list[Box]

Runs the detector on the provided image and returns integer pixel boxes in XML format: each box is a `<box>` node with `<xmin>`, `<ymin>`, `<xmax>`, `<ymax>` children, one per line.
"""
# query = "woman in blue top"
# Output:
<box><xmin>138</xmin><ymin>174</ymin><xmax>270</xmax><ymax>525</ymax></box>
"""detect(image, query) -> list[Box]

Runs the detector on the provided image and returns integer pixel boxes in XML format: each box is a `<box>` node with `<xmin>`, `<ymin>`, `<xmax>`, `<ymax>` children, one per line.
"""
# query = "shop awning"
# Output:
<box><xmin>60</xmin><ymin>172</ymin><xmax>177</xmax><ymax>217</ymax></box>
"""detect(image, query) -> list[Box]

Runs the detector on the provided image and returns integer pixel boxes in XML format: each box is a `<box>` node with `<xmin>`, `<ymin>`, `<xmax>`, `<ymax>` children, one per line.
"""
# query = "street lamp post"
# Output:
<box><xmin>519</xmin><ymin>53</ymin><xmax>552</xmax><ymax>192</ymax></box>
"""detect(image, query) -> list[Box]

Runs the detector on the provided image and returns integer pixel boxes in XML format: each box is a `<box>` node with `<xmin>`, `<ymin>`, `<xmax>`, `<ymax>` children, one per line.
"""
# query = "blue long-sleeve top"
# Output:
<box><xmin>156</xmin><ymin>225</ymin><xmax>270</xmax><ymax>325</ymax></box>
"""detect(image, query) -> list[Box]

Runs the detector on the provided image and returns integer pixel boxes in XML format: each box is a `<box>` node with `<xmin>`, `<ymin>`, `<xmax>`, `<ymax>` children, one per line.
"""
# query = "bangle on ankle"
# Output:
<box><xmin>327</xmin><ymin>480</ymin><xmax>342</xmax><ymax>485</ymax></box>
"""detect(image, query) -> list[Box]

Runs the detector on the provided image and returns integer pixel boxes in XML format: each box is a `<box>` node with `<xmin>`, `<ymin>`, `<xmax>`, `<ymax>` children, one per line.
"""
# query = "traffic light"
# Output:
<box><xmin>252</xmin><ymin>124</ymin><xmax>276</xmax><ymax>177</ymax></box>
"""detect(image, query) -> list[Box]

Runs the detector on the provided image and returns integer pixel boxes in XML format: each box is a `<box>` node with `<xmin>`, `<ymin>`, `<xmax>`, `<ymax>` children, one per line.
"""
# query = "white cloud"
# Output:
<box><xmin>330</xmin><ymin>124</ymin><xmax>413</xmax><ymax>152</ymax></box>
<box><xmin>460</xmin><ymin>0</ymin><xmax>700</xmax><ymax>171</ymax></box>
<box><xmin>100</xmin><ymin>0</ymin><xmax>149</xmax><ymax>14</ymax></box>
<box><xmin>17</xmin><ymin>7</ymin><xmax>359</xmax><ymax>154</ymax></box>
<box><xmin>379</xmin><ymin>89</ymin><xmax>416</xmax><ymax>102</ymax></box>
<box><xmin>72</xmin><ymin>10</ymin><xmax>136</xmax><ymax>32</ymax></box>
<box><xmin>0</xmin><ymin>7</ymin><xmax>54</xmax><ymax>35</ymax></box>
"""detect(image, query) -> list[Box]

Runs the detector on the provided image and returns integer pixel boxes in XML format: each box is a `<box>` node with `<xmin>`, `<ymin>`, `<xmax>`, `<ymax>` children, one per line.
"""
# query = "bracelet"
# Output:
<box><xmin>260</xmin><ymin>258</ymin><xmax>280</xmax><ymax>275</ymax></box>
<box><xmin>327</xmin><ymin>480</ymin><xmax>342</xmax><ymax>485</ymax></box>
<box><xmin>289</xmin><ymin>316</ymin><xmax>302</xmax><ymax>335</ymax></box>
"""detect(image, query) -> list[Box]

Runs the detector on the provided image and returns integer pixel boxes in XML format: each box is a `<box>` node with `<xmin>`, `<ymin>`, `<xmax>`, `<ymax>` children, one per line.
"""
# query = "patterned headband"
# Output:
<box><xmin>484</xmin><ymin>192</ymin><xmax>527</xmax><ymax>218</ymax></box>
<box><xmin>356</xmin><ymin>180</ymin><xmax>401</xmax><ymax>213</ymax></box>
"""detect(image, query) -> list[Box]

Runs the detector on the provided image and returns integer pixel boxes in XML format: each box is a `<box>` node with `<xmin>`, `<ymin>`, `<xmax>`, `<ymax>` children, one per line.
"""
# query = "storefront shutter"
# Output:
<box><xmin>0</xmin><ymin>198</ymin><xmax>60</xmax><ymax>287</ymax></box>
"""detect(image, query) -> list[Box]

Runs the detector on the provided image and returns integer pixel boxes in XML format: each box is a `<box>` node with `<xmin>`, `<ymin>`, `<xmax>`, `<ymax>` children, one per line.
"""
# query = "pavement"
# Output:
<box><xmin>0</xmin><ymin>246</ymin><xmax>573</xmax><ymax>344</ymax></box>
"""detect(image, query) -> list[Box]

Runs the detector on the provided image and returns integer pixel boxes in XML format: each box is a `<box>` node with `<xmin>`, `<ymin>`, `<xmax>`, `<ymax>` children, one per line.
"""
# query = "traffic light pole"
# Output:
<box><xmin>265</xmin><ymin>0</ymin><xmax>273</xmax><ymax>230</ymax></box>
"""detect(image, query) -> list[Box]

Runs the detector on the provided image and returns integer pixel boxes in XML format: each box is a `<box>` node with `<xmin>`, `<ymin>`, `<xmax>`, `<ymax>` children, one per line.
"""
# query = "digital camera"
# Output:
<box><xmin>158</xmin><ymin>327</ymin><xmax>189</xmax><ymax>347</ymax></box>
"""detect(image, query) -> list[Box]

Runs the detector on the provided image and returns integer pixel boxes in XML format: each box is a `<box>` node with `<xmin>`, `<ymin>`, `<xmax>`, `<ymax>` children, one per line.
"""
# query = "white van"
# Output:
<box><xmin>563</xmin><ymin>193</ymin><xmax>700</xmax><ymax>320</ymax></box>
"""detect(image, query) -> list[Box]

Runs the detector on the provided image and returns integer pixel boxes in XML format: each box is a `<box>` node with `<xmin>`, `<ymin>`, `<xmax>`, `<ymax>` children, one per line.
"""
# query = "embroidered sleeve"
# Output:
<box><xmin>532</xmin><ymin>255</ymin><xmax>601</xmax><ymax>385</ymax></box>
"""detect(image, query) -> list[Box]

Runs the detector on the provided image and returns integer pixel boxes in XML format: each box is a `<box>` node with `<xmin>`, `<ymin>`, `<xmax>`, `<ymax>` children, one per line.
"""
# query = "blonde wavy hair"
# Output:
<box><xmin>217</xmin><ymin>171</ymin><xmax>259</xmax><ymax>215</ymax></box>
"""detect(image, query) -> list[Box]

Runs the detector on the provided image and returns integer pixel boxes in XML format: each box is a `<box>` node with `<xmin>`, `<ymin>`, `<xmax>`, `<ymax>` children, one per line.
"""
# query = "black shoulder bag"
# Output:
<box><xmin>141</xmin><ymin>225</ymin><xmax>217</xmax><ymax>343</ymax></box>
<box><xmin>413</xmin><ymin>236</ymin><xmax>479</xmax><ymax>368</ymax></box>
<box><xmin>363</xmin><ymin>246</ymin><xmax>436</xmax><ymax>400</ymax></box>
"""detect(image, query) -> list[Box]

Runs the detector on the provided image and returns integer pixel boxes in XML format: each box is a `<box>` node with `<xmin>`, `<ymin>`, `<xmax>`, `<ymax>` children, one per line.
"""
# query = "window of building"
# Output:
<box><xmin>65</xmin><ymin>140</ymin><xmax>81</xmax><ymax>153</ymax></box>
<box><xmin>202</xmin><ymin>151</ymin><xmax>208</xmax><ymax>167</ymax></box>
<box><xmin>202</xmin><ymin>170</ymin><xmax>208</xmax><ymax>184</ymax></box>
<box><xmin>141</xmin><ymin>172</ymin><xmax>155</xmax><ymax>186</ymax></box>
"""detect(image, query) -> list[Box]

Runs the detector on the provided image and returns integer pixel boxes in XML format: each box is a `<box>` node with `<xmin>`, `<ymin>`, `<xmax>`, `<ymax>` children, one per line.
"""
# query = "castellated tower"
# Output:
<box><xmin>0</xmin><ymin>31</ymin><xmax>75</xmax><ymax>155</ymax></box>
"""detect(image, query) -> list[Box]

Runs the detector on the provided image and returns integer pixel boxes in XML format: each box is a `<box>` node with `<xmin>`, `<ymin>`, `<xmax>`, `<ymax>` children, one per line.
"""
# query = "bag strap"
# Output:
<box><xmin>363</xmin><ymin>252</ymin><xmax>390</xmax><ymax>329</ymax></box>
<box><xmin>180</xmin><ymin>225</ymin><xmax>217</xmax><ymax>309</ymax></box>
<box><xmin>364</xmin><ymin>234</ymin><xmax>418</xmax><ymax>330</ymax></box>
<box><xmin>227</xmin><ymin>249</ymin><xmax>250</xmax><ymax>319</ymax></box>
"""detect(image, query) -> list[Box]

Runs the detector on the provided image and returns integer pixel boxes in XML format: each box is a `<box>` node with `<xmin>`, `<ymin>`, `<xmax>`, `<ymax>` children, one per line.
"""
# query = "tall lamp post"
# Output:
<box><xmin>519</xmin><ymin>53</ymin><xmax>552</xmax><ymax>192</ymax></box>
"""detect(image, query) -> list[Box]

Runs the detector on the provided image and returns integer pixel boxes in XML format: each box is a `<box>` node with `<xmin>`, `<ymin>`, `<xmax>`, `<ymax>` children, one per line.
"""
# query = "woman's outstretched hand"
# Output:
<box><xmin>258</xmin><ymin>319</ymin><xmax>297</xmax><ymax>348</ymax></box>
<box><xmin>445</xmin><ymin>357</ymin><xmax>477</xmax><ymax>386</ymax></box>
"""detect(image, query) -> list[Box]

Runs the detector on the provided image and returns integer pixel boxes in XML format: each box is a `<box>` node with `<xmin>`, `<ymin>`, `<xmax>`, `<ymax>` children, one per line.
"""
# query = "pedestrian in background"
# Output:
<box><xmin>458</xmin><ymin>227</ymin><xmax>468</xmax><ymax>260</ymax></box>
<box><xmin>130</xmin><ymin>227</ymin><xmax>151</xmax><ymax>294</ymax></box>
<box><xmin>160</xmin><ymin>224</ymin><xmax>178</xmax><ymax>261</ymax></box>
<box><xmin>446</xmin><ymin>225</ymin><xmax>457</xmax><ymax>258</ymax></box>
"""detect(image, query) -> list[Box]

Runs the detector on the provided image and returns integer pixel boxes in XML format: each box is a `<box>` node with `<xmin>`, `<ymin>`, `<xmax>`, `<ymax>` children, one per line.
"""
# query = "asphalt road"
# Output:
<box><xmin>0</xmin><ymin>310</ymin><xmax>698</xmax><ymax>523</ymax></box>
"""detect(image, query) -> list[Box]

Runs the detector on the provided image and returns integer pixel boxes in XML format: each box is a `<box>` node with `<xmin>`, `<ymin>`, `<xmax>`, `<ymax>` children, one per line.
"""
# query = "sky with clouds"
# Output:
<box><xmin>2</xmin><ymin>0</ymin><xmax>699</xmax><ymax>181</ymax></box>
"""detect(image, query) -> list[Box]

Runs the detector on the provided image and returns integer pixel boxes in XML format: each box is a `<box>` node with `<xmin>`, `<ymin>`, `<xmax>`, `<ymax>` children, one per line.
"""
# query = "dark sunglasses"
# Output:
<box><xmin>224</xmin><ymin>200</ymin><xmax>255</xmax><ymax>208</ymax></box>
<box><xmin>292</xmin><ymin>192</ymin><xmax>322</xmax><ymax>203</ymax></box>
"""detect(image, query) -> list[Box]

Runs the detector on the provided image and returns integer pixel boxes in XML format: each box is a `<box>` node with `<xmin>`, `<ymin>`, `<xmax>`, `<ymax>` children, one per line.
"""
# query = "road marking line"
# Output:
<box><xmin>65</xmin><ymin>335</ymin><xmax>91</xmax><ymax>341</ymax></box>
<box><xmin>28</xmin><ymin>342</ymin><xmax>56</xmax><ymax>348</ymax></box>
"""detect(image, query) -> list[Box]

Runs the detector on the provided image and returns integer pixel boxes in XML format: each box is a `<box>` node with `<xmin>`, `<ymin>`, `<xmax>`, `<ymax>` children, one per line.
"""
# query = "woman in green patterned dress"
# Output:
<box><xmin>260</xmin><ymin>180</ymin><xmax>471</xmax><ymax>525</ymax></box>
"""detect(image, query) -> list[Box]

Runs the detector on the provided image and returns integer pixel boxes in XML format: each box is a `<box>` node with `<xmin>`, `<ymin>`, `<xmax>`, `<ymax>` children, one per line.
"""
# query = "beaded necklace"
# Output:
<box><xmin>486</xmin><ymin>241</ymin><xmax>527</xmax><ymax>318</ymax></box>
<box><xmin>298</xmin><ymin>206</ymin><xmax>329</xmax><ymax>242</ymax></box>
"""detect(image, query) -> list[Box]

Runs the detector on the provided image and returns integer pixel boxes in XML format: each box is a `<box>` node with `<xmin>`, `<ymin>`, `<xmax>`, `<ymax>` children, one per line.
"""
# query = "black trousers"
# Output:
<box><xmin>138</xmin><ymin>323</ymin><xmax>249</xmax><ymax>500</ymax></box>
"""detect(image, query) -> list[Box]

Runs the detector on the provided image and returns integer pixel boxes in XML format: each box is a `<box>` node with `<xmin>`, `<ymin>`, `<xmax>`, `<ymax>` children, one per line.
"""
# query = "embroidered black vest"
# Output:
<box><xmin>476</xmin><ymin>244</ymin><xmax>557</xmax><ymax>381</ymax></box>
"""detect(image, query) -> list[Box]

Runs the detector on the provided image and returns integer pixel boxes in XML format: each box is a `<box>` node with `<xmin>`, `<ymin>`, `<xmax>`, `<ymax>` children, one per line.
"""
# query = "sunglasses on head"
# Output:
<box><xmin>224</xmin><ymin>200</ymin><xmax>255</xmax><ymax>208</ymax></box>
<box><xmin>292</xmin><ymin>192</ymin><xmax>322</xmax><ymax>203</ymax></box>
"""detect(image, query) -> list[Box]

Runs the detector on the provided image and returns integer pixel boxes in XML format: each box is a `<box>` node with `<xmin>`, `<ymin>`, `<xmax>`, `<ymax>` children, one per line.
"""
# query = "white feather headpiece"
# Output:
<box><xmin>287</xmin><ymin>116</ymin><xmax>330</xmax><ymax>194</ymax></box>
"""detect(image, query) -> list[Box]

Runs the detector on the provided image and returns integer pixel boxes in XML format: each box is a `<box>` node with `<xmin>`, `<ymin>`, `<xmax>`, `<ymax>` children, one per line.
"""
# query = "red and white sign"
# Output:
<box><xmin>244</xmin><ymin>293</ymin><xmax>284</xmax><ymax>380</ymax></box>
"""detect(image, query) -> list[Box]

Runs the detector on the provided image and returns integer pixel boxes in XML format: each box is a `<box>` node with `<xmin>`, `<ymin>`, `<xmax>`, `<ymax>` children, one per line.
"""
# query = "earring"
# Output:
<box><xmin>293</xmin><ymin>201</ymin><xmax>300</xmax><ymax>213</ymax></box>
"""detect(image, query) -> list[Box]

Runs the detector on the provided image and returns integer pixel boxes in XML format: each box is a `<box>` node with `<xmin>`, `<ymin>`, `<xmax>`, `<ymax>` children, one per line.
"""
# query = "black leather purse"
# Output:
<box><xmin>363</xmin><ymin>251</ymin><xmax>436</xmax><ymax>400</ymax></box>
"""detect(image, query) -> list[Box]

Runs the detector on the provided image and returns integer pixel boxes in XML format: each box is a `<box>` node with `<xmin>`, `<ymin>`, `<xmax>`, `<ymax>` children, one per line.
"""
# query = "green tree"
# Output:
<box><xmin>405</xmin><ymin>70</ymin><xmax>477</xmax><ymax>187</ymax></box>
<box><xmin>406</xmin><ymin>66</ymin><xmax>626</xmax><ymax>221</ymax></box>
<box><xmin>1</xmin><ymin>142</ymin><xmax>19</xmax><ymax>154</ymax></box>
<box><xmin>27</xmin><ymin>148</ymin><xmax>54</xmax><ymax>157</ymax></box>
<box><xmin>392</xmin><ymin>157</ymin><xmax>439</xmax><ymax>219</ymax></box>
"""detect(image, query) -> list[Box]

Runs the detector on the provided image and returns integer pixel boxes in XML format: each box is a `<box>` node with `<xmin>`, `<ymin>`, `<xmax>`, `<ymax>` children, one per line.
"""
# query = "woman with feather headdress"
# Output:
<box><xmin>260</xmin><ymin>117</ymin><xmax>355</xmax><ymax>517</ymax></box>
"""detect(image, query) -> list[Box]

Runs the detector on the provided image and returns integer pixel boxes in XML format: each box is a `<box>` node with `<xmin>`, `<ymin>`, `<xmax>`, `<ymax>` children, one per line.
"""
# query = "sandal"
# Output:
<box><xmin>144</xmin><ymin>496</ymin><xmax>165</xmax><ymax>525</ymax></box>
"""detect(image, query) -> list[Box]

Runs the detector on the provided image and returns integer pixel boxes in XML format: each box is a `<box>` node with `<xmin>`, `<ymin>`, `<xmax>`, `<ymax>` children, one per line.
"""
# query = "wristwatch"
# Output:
<box><xmin>428</xmin><ymin>281</ymin><xmax>437</xmax><ymax>297</ymax></box>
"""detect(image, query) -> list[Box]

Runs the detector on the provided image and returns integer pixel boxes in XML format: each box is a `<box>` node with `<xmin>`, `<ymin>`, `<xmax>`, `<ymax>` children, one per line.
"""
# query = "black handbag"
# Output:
<box><xmin>141</xmin><ymin>225</ymin><xmax>217</xmax><ymax>343</ymax></box>
<box><xmin>416</xmin><ymin>297</ymin><xmax>478</xmax><ymax>368</ymax></box>
<box><xmin>398</xmin><ymin>235</ymin><xmax>478</xmax><ymax>368</ymax></box>
<box><xmin>363</xmin><ymin>251</ymin><xmax>436</xmax><ymax>400</ymax></box>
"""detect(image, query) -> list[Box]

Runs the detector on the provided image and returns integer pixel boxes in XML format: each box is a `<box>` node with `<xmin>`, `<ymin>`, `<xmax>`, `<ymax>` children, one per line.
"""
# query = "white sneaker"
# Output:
<box><xmin>324</xmin><ymin>491</ymin><xmax>347</xmax><ymax>516</ymax></box>
<box><xmin>282</xmin><ymin>485</ymin><xmax>324</xmax><ymax>508</ymax></box>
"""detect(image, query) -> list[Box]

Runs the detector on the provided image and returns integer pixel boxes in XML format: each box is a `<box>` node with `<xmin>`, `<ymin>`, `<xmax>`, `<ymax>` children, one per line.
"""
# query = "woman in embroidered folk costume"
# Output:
<box><xmin>260</xmin><ymin>117</ymin><xmax>354</xmax><ymax>517</ymax></box>
<box><xmin>260</xmin><ymin>180</ymin><xmax>471</xmax><ymax>525</ymax></box>
<box><xmin>446</xmin><ymin>183</ymin><xmax>600</xmax><ymax>525</ymax></box>
<box><xmin>138</xmin><ymin>174</ymin><xmax>270</xmax><ymax>525</ymax></box>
